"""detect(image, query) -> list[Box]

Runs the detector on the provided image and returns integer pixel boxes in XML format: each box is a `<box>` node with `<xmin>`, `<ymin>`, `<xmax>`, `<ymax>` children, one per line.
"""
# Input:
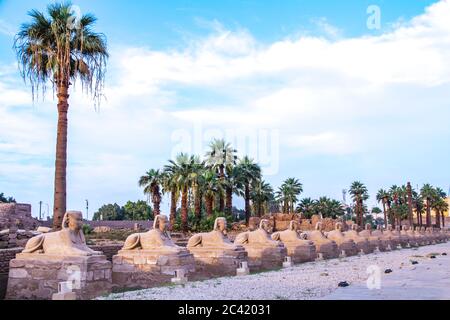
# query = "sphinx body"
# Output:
<box><xmin>413</xmin><ymin>227</ymin><xmax>428</xmax><ymax>246</ymax></box>
<box><xmin>359</xmin><ymin>224</ymin><xmax>385</xmax><ymax>252</ymax></box>
<box><xmin>404</xmin><ymin>226</ymin><xmax>420</xmax><ymax>247</ymax></box>
<box><xmin>326</xmin><ymin>223</ymin><xmax>359</xmax><ymax>256</ymax></box>
<box><xmin>393</xmin><ymin>226</ymin><xmax>410</xmax><ymax>248</ymax></box>
<box><xmin>22</xmin><ymin>211</ymin><xmax>101</xmax><ymax>256</ymax></box>
<box><xmin>271</xmin><ymin>221</ymin><xmax>316</xmax><ymax>263</ymax></box>
<box><xmin>418</xmin><ymin>227</ymin><xmax>432</xmax><ymax>245</ymax></box>
<box><xmin>187</xmin><ymin>217</ymin><xmax>247</xmax><ymax>275</ymax></box>
<box><xmin>425</xmin><ymin>228</ymin><xmax>439</xmax><ymax>244</ymax></box>
<box><xmin>235</xmin><ymin>219</ymin><xmax>287</xmax><ymax>270</ymax></box>
<box><xmin>382</xmin><ymin>225</ymin><xmax>402</xmax><ymax>249</ymax></box>
<box><xmin>304</xmin><ymin>223</ymin><xmax>339</xmax><ymax>259</ymax></box>
<box><xmin>343</xmin><ymin>224</ymin><xmax>373</xmax><ymax>254</ymax></box>
<box><xmin>113</xmin><ymin>215</ymin><xmax>195</xmax><ymax>289</ymax></box>
<box><xmin>371</xmin><ymin>225</ymin><xmax>396</xmax><ymax>250</ymax></box>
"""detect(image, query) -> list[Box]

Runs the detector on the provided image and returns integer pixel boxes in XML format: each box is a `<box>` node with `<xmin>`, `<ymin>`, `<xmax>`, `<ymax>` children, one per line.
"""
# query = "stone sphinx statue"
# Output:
<box><xmin>303</xmin><ymin>222</ymin><xmax>339</xmax><ymax>259</ymax></box>
<box><xmin>188</xmin><ymin>217</ymin><xmax>237</xmax><ymax>249</ymax></box>
<box><xmin>234</xmin><ymin>219</ymin><xmax>287</xmax><ymax>270</ymax></box>
<box><xmin>187</xmin><ymin>217</ymin><xmax>247</xmax><ymax>275</ymax></box>
<box><xmin>418</xmin><ymin>227</ymin><xmax>431</xmax><ymax>245</ymax></box>
<box><xmin>403</xmin><ymin>225</ymin><xmax>419</xmax><ymax>247</ymax></box>
<box><xmin>370</xmin><ymin>225</ymin><xmax>394</xmax><ymax>251</ymax></box>
<box><xmin>113</xmin><ymin>215</ymin><xmax>195</xmax><ymax>289</ymax></box>
<box><xmin>344</xmin><ymin>224</ymin><xmax>373</xmax><ymax>254</ymax></box>
<box><xmin>413</xmin><ymin>226</ymin><xmax>428</xmax><ymax>246</ymax></box>
<box><xmin>358</xmin><ymin>224</ymin><xmax>384</xmax><ymax>252</ymax></box>
<box><xmin>325</xmin><ymin>222</ymin><xmax>359</xmax><ymax>256</ymax></box>
<box><xmin>271</xmin><ymin>221</ymin><xmax>316</xmax><ymax>263</ymax></box>
<box><xmin>425</xmin><ymin>227</ymin><xmax>439</xmax><ymax>244</ymax></box>
<box><xmin>382</xmin><ymin>225</ymin><xmax>401</xmax><ymax>249</ymax></box>
<box><xmin>122</xmin><ymin>215</ymin><xmax>182</xmax><ymax>252</ymax></box>
<box><xmin>393</xmin><ymin>225</ymin><xmax>410</xmax><ymax>248</ymax></box>
<box><xmin>22</xmin><ymin>211</ymin><xmax>101</xmax><ymax>256</ymax></box>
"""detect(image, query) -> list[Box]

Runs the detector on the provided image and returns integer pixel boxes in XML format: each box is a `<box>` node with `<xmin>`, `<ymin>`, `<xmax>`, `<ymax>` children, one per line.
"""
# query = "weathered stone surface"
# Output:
<box><xmin>5</xmin><ymin>254</ymin><xmax>112</xmax><ymax>300</ymax></box>
<box><xmin>112</xmin><ymin>249</ymin><xmax>195</xmax><ymax>289</ymax></box>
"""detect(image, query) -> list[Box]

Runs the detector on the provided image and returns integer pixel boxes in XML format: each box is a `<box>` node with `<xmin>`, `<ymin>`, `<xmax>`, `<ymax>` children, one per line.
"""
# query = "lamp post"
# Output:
<box><xmin>85</xmin><ymin>199</ymin><xmax>89</xmax><ymax>221</ymax></box>
<box><xmin>39</xmin><ymin>201</ymin><xmax>42</xmax><ymax>220</ymax></box>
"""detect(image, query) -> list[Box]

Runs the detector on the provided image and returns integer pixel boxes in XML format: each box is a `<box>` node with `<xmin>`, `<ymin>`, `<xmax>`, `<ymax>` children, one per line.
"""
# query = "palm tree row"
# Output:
<box><xmin>377</xmin><ymin>183</ymin><xmax>448</xmax><ymax>228</ymax></box>
<box><xmin>139</xmin><ymin>139</ymin><xmax>263</xmax><ymax>231</ymax></box>
<box><xmin>296</xmin><ymin>197</ymin><xmax>345</xmax><ymax>219</ymax></box>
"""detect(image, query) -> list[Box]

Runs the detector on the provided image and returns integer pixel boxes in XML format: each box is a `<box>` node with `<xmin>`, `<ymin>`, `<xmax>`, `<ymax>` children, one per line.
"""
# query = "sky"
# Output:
<box><xmin>0</xmin><ymin>0</ymin><xmax>449</xmax><ymax>219</ymax></box>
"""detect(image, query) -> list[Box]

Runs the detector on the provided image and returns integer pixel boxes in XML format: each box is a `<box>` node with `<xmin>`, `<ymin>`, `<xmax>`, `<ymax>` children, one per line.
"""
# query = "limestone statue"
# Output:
<box><xmin>235</xmin><ymin>219</ymin><xmax>282</xmax><ymax>248</ymax></box>
<box><xmin>187</xmin><ymin>217</ymin><xmax>236</xmax><ymax>249</ymax></box>
<box><xmin>122</xmin><ymin>215</ymin><xmax>182</xmax><ymax>252</ymax></box>
<box><xmin>413</xmin><ymin>226</ymin><xmax>427</xmax><ymax>246</ymax></box>
<box><xmin>403</xmin><ymin>225</ymin><xmax>419</xmax><ymax>247</ymax></box>
<box><xmin>271</xmin><ymin>221</ymin><xmax>316</xmax><ymax>263</ymax></box>
<box><xmin>344</xmin><ymin>224</ymin><xmax>373</xmax><ymax>254</ymax></box>
<box><xmin>393</xmin><ymin>225</ymin><xmax>409</xmax><ymax>248</ymax></box>
<box><xmin>22</xmin><ymin>211</ymin><xmax>101</xmax><ymax>256</ymax></box>
<box><xmin>326</xmin><ymin>222</ymin><xmax>359</xmax><ymax>256</ymax></box>
<box><xmin>382</xmin><ymin>224</ymin><xmax>401</xmax><ymax>249</ymax></box>
<box><xmin>303</xmin><ymin>222</ymin><xmax>339</xmax><ymax>259</ymax></box>
<box><xmin>359</xmin><ymin>224</ymin><xmax>384</xmax><ymax>251</ymax></box>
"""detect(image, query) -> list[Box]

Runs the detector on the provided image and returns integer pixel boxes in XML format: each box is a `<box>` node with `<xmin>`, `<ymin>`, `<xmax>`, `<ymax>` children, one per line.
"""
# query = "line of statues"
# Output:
<box><xmin>12</xmin><ymin>212</ymin><xmax>449</xmax><ymax>299</ymax></box>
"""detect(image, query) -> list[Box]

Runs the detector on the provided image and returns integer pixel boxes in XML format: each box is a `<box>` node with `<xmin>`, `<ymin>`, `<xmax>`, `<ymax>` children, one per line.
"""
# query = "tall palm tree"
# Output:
<box><xmin>420</xmin><ymin>184</ymin><xmax>436</xmax><ymax>227</ymax></box>
<box><xmin>139</xmin><ymin>169</ymin><xmax>163</xmax><ymax>216</ymax></box>
<box><xmin>235</xmin><ymin>156</ymin><xmax>261</xmax><ymax>223</ymax></box>
<box><xmin>201</xmin><ymin>169</ymin><xmax>222</xmax><ymax>217</ymax></box>
<box><xmin>250</xmin><ymin>180</ymin><xmax>274</xmax><ymax>217</ymax></box>
<box><xmin>433</xmin><ymin>197</ymin><xmax>448</xmax><ymax>228</ymax></box>
<box><xmin>406</xmin><ymin>182</ymin><xmax>414</xmax><ymax>226</ymax></box>
<box><xmin>376</xmin><ymin>189</ymin><xmax>389</xmax><ymax>227</ymax></box>
<box><xmin>15</xmin><ymin>3</ymin><xmax>108</xmax><ymax>229</ymax></box>
<box><xmin>205</xmin><ymin>139</ymin><xmax>237</xmax><ymax>213</ymax></box>
<box><xmin>276</xmin><ymin>178</ymin><xmax>303</xmax><ymax>214</ymax></box>
<box><xmin>296</xmin><ymin>198</ymin><xmax>316</xmax><ymax>219</ymax></box>
<box><xmin>190</xmin><ymin>157</ymin><xmax>205</xmax><ymax>224</ymax></box>
<box><xmin>161</xmin><ymin>170</ymin><xmax>179</xmax><ymax>228</ymax></box>
<box><xmin>349</xmin><ymin>181</ymin><xmax>369</xmax><ymax>227</ymax></box>
<box><xmin>164</xmin><ymin>153</ymin><xmax>198</xmax><ymax>232</ymax></box>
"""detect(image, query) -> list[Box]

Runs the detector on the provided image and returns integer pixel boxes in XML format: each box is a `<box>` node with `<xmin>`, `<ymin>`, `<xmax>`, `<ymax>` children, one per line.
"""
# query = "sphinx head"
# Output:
<box><xmin>288</xmin><ymin>220</ymin><xmax>298</xmax><ymax>231</ymax></box>
<box><xmin>395</xmin><ymin>225</ymin><xmax>401</xmax><ymax>231</ymax></box>
<box><xmin>153</xmin><ymin>215</ymin><xmax>169</xmax><ymax>232</ymax></box>
<box><xmin>335</xmin><ymin>222</ymin><xmax>343</xmax><ymax>231</ymax></box>
<box><xmin>214</xmin><ymin>217</ymin><xmax>227</xmax><ymax>233</ymax></box>
<box><xmin>402</xmin><ymin>225</ymin><xmax>409</xmax><ymax>231</ymax></box>
<box><xmin>351</xmin><ymin>224</ymin><xmax>358</xmax><ymax>231</ymax></box>
<box><xmin>365</xmin><ymin>223</ymin><xmax>372</xmax><ymax>231</ymax></box>
<box><xmin>376</xmin><ymin>225</ymin><xmax>382</xmax><ymax>230</ymax></box>
<box><xmin>62</xmin><ymin>211</ymin><xmax>84</xmax><ymax>233</ymax></box>
<box><xmin>259</xmin><ymin>219</ymin><xmax>270</xmax><ymax>232</ymax></box>
<box><xmin>315</xmin><ymin>222</ymin><xmax>323</xmax><ymax>231</ymax></box>
<box><xmin>387</xmin><ymin>224</ymin><xmax>393</xmax><ymax>231</ymax></box>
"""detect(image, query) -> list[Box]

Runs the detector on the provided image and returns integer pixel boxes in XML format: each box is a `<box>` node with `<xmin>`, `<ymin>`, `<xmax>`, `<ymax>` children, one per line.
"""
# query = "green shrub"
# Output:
<box><xmin>82</xmin><ymin>224</ymin><xmax>93</xmax><ymax>235</ymax></box>
<box><xmin>172</xmin><ymin>211</ymin><xmax>234</xmax><ymax>232</ymax></box>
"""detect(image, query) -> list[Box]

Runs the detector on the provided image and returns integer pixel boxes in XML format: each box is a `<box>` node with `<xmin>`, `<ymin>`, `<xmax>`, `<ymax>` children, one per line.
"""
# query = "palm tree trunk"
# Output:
<box><xmin>225</xmin><ymin>186</ymin><xmax>233</xmax><ymax>215</ymax></box>
<box><xmin>152</xmin><ymin>186</ymin><xmax>161</xmax><ymax>216</ymax></box>
<box><xmin>382</xmin><ymin>200</ymin><xmax>387</xmax><ymax>228</ymax></box>
<box><xmin>386</xmin><ymin>201</ymin><xmax>393</xmax><ymax>227</ymax></box>
<box><xmin>218</xmin><ymin>166</ymin><xmax>225</xmax><ymax>212</ymax></box>
<box><xmin>181</xmin><ymin>186</ymin><xmax>188</xmax><ymax>232</ymax></box>
<box><xmin>435</xmin><ymin>209</ymin><xmax>441</xmax><ymax>228</ymax></box>
<box><xmin>205</xmin><ymin>195</ymin><xmax>213</xmax><ymax>217</ymax></box>
<box><xmin>194</xmin><ymin>185</ymin><xmax>202</xmax><ymax>223</ymax></box>
<box><xmin>245</xmin><ymin>184</ymin><xmax>251</xmax><ymax>224</ymax></box>
<box><xmin>441</xmin><ymin>212</ymin><xmax>445</xmax><ymax>228</ymax></box>
<box><xmin>169</xmin><ymin>188</ymin><xmax>177</xmax><ymax>229</ymax></box>
<box><xmin>426</xmin><ymin>199</ymin><xmax>431</xmax><ymax>227</ymax></box>
<box><xmin>52</xmin><ymin>84</ymin><xmax>69</xmax><ymax>230</ymax></box>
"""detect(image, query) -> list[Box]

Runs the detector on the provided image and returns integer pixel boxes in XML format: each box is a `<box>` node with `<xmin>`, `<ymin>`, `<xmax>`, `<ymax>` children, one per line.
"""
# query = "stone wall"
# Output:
<box><xmin>0</xmin><ymin>248</ymin><xmax>23</xmax><ymax>300</ymax></box>
<box><xmin>0</xmin><ymin>203</ymin><xmax>40</xmax><ymax>230</ymax></box>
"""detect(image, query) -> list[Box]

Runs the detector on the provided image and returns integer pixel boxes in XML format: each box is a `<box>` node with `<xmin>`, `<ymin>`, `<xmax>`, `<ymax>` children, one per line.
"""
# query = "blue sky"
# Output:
<box><xmin>1</xmin><ymin>0</ymin><xmax>449</xmax><ymax>218</ymax></box>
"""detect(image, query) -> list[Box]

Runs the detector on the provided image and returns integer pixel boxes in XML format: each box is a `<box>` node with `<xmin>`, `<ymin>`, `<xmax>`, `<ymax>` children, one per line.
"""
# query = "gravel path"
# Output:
<box><xmin>99</xmin><ymin>242</ymin><xmax>450</xmax><ymax>300</ymax></box>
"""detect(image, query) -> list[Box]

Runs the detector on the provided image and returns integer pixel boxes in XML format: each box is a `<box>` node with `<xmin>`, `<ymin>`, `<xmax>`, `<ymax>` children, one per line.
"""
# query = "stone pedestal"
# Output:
<box><xmin>313</xmin><ymin>242</ymin><xmax>339</xmax><ymax>259</ymax></box>
<box><xmin>282</xmin><ymin>242</ymin><xmax>317</xmax><ymax>264</ymax></box>
<box><xmin>188</xmin><ymin>247</ymin><xmax>247</xmax><ymax>277</ymax></box>
<box><xmin>6</xmin><ymin>254</ymin><xmax>112</xmax><ymax>300</ymax></box>
<box><xmin>241</xmin><ymin>244</ymin><xmax>287</xmax><ymax>271</ymax></box>
<box><xmin>112</xmin><ymin>249</ymin><xmax>195</xmax><ymax>289</ymax></box>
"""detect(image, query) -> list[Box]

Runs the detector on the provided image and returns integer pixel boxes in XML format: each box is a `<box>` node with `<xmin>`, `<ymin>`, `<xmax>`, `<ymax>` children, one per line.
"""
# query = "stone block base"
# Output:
<box><xmin>336</xmin><ymin>242</ymin><xmax>359</xmax><ymax>257</ymax></box>
<box><xmin>112</xmin><ymin>249</ymin><xmax>195</xmax><ymax>289</ymax></box>
<box><xmin>188</xmin><ymin>247</ymin><xmax>247</xmax><ymax>277</ymax></box>
<box><xmin>354</xmin><ymin>241</ymin><xmax>373</xmax><ymax>254</ymax></box>
<box><xmin>6</xmin><ymin>254</ymin><xmax>112</xmax><ymax>300</ymax></box>
<box><xmin>243</xmin><ymin>245</ymin><xmax>287</xmax><ymax>271</ymax></box>
<box><xmin>283</xmin><ymin>243</ymin><xmax>317</xmax><ymax>264</ymax></box>
<box><xmin>314</xmin><ymin>242</ymin><xmax>339</xmax><ymax>259</ymax></box>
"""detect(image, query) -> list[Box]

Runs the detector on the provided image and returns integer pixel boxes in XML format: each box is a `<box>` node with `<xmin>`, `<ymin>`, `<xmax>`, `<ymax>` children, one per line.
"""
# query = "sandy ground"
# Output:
<box><xmin>99</xmin><ymin>242</ymin><xmax>450</xmax><ymax>300</ymax></box>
